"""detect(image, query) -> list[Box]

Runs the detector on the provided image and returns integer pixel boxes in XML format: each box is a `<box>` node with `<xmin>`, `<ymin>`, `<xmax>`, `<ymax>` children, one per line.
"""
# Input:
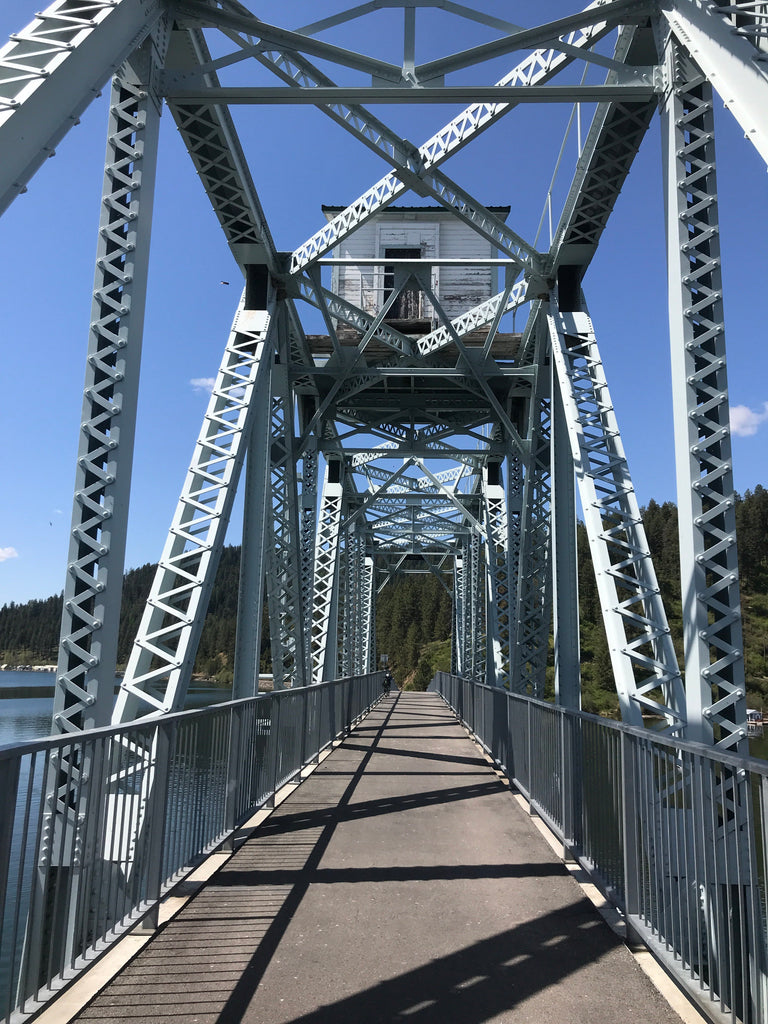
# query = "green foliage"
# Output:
<box><xmin>0</xmin><ymin>594</ymin><xmax>61</xmax><ymax>665</ymax></box>
<box><xmin>375</xmin><ymin>570</ymin><xmax>452</xmax><ymax>685</ymax></box>
<box><xmin>3</xmin><ymin>488</ymin><xmax>768</xmax><ymax>712</ymax></box>
<box><xmin>0</xmin><ymin>546</ymin><xmax>261</xmax><ymax>683</ymax></box>
<box><xmin>576</xmin><ymin>493</ymin><xmax>763</xmax><ymax>716</ymax></box>
<box><xmin>406</xmin><ymin>638</ymin><xmax>452</xmax><ymax>691</ymax></box>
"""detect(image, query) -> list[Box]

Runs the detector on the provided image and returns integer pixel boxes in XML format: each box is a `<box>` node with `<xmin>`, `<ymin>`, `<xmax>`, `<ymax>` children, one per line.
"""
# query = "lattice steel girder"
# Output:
<box><xmin>453</xmin><ymin>549</ymin><xmax>467</xmax><ymax>676</ymax></box>
<box><xmin>113</xmin><ymin>296</ymin><xmax>275</xmax><ymax>723</ymax></box>
<box><xmin>550</xmin><ymin>363</ymin><xmax>581</xmax><ymax>709</ymax></box>
<box><xmin>468</xmin><ymin>528</ymin><xmax>486</xmax><ymax>683</ymax></box>
<box><xmin>483</xmin><ymin>464</ymin><xmax>513</xmax><ymax>688</ymax></box>
<box><xmin>340</xmin><ymin>520</ymin><xmax>367</xmax><ymax>677</ymax></box>
<box><xmin>288</xmin><ymin>0</ymin><xmax>644</xmax><ymax>274</ymax></box>
<box><xmin>300</xmin><ymin>440</ymin><xmax>319</xmax><ymax>675</ymax></box>
<box><xmin>551</xmin><ymin>22</ymin><xmax>656</xmax><ymax>272</ymax></box>
<box><xmin>267</xmin><ymin>314</ymin><xmax>309</xmax><ymax>690</ymax></box>
<box><xmin>0</xmin><ymin>0</ymin><xmax>166</xmax><ymax>214</ymax></box>
<box><xmin>164</xmin><ymin>23</ymin><xmax>279</xmax><ymax>269</ymax></box>
<box><xmin>509</xmin><ymin>324</ymin><xmax>552</xmax><ymax>697</ymax></box>
<box><xmin>547</xmin><ymin>299</ymin><xmax>686</xmax><ymax>731</ymax></box>
<box><xmin>232</xmin><ymin>362</ymin><xmax>272</xmax><ymax>700</ymax></box>
<box><xmin>362</xmin><ymin>555</ymin><xmax>375</xmax><ymax>673</ymax></box>
<box><xmin>416</xmin><ymin>283</ymin><xmax>528</xmax><ymax>357</ymax></box>
<box><xmin>54</xmin><ymin>36</ymin><xmax>166</xmax><ymax>736</ymax></box>
<box><xmin>661</xmin><ymin>39</ymin><xmax>747</xmax><ymax>752</ymax></box>
<box><xmin>663</xmin><ymin>0</ymin><xmax>768</xmax><ymax>166</ymax></box>
<box><xmin>311</xmin><ymin>460</ymin><xmax>344</xmax><ymax>684</ymax></box>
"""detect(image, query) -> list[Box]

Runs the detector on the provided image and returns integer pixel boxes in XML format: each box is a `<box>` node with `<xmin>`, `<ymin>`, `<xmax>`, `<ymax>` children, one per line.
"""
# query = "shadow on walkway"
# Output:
<box><xmin>72</xmin><ymin>692</ymin><xmax>683</xmax><ymax>1024</ymax></box>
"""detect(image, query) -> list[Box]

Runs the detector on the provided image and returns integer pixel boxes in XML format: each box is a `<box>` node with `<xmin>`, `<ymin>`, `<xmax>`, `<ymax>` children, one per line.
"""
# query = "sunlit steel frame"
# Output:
<box><xmin>54</xmin><ymin>40</ymin><xmax>165</xmax><ymax>735</ymax></box>
<box><xmin>114</xmin><ymin>295</ymin><xmax>275</xmax><ymax>721</ymax></box>
<box><xmin>547</xmin><ymin>298</ymin><xmax>686</xmax><ymax>729</ymax></box>
<box><xmin>661</xmin><ymin>36</ymin><xmax>747</xmax><ymax>752</ymax></box>
<box><xmin>0</xmin><ymin>0</ymin><xmax>763</xmax><ymax>751</ymax></box>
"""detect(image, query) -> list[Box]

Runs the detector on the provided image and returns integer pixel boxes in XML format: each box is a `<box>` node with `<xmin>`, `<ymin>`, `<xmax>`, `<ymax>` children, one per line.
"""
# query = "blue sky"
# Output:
<box><xmin>1</xmin><ymin>0</ymin><xmax>767</xmax><ymax>605</ymax></box>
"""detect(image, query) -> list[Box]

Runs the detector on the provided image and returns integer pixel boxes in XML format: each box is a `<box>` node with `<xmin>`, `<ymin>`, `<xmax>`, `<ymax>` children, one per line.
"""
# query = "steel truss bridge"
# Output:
<box><xmin>3</xmin><ymin>0</ymin><xmax>766</xmax><ymax>747</ymax></box>
<box><xmin>1</xmin><ymin>1</ymin><xmax>768</xmax><ymax>1019</ymax></box>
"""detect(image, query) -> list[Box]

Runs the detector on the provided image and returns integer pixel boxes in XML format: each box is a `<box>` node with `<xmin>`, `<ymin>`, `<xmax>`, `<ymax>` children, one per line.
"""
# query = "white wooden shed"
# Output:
<box><xmin>323</xmin><ymin>204</ymin><xmax>511</xmax><ymax>334</ymax></box>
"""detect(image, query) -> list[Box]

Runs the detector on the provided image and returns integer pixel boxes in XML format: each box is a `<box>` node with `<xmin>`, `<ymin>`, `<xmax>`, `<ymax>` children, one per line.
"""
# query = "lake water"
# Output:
<box><xmin>0</xmin><ymin>669</ymin><xmax>233</xmax><ymax>746</ymax></box>
<box><xmin>2</xmin><ymin>669</ymin><xmax>766</xmax><ymax>760</ymax></box>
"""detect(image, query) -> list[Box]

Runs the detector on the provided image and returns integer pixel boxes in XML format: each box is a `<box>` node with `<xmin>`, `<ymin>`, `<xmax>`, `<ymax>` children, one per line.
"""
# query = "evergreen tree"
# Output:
<box><xmin>3</xmin><ymin>489</ymin><xmax>768</xmax><ymax>709</ymax></box>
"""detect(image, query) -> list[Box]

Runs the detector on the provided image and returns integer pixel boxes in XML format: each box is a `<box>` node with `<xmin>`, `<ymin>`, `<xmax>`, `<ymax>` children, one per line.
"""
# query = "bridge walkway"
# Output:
<box><xmin>69</xmin><ymin>692</ymin><xmax>690</xmax><ymax>1024</ymax></box>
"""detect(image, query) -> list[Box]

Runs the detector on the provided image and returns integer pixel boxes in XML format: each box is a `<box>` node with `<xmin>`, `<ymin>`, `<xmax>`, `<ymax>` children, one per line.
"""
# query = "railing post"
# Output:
<box><xmin>222</xmin><ymin>703</ymin><xmax>243</xmax><ymax>854</ymax></box>
<box><xmin>266</xmin><ymin>694</ymin><xmax>281</xmax><ymax>808</ymax></box>
<box><xmin>0</xmin><ymin>757</ymin><xmax>20</xmax><ymax>926</ymax></box>
<box><xmin>560</xmin><ymin>710</ymin><xmax>583</xmax><ymax>861</ymax></box>
<box><xmin>620</xmin><ymin>728</ymin><xmax>640</xmax><ymax>929</ymax></box>
<box><xmin>560</xmin><ymin>710</ymin><xmax>572</xmax><ymax>861</ymax></box>
<box><xmin>527</xmin><ymin>700</ymin><xmax>538</xmax><ymax>817</ymax></box>
<box><xmin>137</xmin><ymin>722</ymin><xmax>173</xmax><ymax>933</ymax></box>
<box><xmin>300</xmin><ymin>686</ymin><xmax>309</xmax><ymax>772</ymax></box>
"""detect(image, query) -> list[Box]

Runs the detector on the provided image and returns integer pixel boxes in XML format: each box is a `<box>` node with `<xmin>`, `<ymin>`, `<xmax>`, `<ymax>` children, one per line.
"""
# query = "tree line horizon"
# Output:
<box><xmin>2</xmin><ymin>486</ymin><xmax>767</xmax><ymax>714</ymax></box>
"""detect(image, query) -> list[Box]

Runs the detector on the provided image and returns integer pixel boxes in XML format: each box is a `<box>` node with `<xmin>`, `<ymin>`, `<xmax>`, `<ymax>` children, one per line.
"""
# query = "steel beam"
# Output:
<box><xmin>661</xmin><ymin>38</ymin><xmax>747</xmax><ymax>751</ymax></box>
<box><xmin>266</xmin><ymin>311</ymin><xmax>309</xmax><ymax>690</ymax></box>
<box><xmin>312</xmin><ymin>460</ymin><xmax>344</xmax><ymax>683</ymax></box>
<box><xmin>550</xmin><ymin>360</ymin><xmax>581</xmax><ymax>709</ymax></box>
<box><xmin>483</xmin><ymin>463</ymin><xmax>512</xmax><ymax>687</ymax></box>
<box><xmin>0</xmin><ymin>0</ymin><xmax>163</xmax><ymax>214</ymax></box>
<box><xmin>511</xmin><ymin>331</ymin><xmax>552</xmax><ymax>698</ymax></box>
<box><xmin>663</xmin><ymin>0</ymin><xmax>768</xmax><ymax>165</ymax></box>
<box><xmin>232</xmin><ymin>355</ymin><xmax>272</xmax><ymax>699</ymax></box>
<box><xmin>547</xmin><ymin>297</ymin><xmax>686</xmax><ymax>730</ymax></box>
<box><xmin>160</xmin><ymin>83</ymin><xmax>656</xmax><ymax>104</ymax></box>
<box><xmin>54</xmin><ymin>33</ymin><xmax>166</xmax><ymax>734</ymax></box>
<box><xmin>114</xmin><ymin>294</ymin><xmax>275</xmax><ymax>721</ymax></box>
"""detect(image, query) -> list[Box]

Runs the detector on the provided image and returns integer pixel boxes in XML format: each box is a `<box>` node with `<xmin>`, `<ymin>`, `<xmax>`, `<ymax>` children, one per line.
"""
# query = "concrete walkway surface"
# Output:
<box><xmin>69</xmin><ymin>692</ymin><xmax>688</xmax><ymax>1024</ymax></box>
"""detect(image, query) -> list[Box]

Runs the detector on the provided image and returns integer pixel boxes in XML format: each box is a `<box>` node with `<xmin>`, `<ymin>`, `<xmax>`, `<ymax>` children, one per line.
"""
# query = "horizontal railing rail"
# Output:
<box><xmin>0</xmin><ymin>672</ymin><xmax>384</xmax><ymax>1023</ymax></box>
<box><xmin>430</xmin><ymin>671</ymin><xmax>768</xmax><ymax>1024</ymax></box>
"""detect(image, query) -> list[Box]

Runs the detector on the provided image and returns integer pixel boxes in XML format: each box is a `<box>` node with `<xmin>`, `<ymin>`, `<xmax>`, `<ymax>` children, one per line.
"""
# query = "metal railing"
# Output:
<box><xmin>0</xmin><ymin>672</ymin><xmax>384</xmax><ymax>1023</ymax></box>
<box><xmin>430</xmin><ymin>671</ymin><xmax>768</xmax><ymax>1024</ymax></box>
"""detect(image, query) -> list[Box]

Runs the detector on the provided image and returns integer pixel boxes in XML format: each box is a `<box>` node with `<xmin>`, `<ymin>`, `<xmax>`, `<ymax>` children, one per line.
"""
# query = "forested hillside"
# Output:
<box><xmin>577</xmin><ymin>487</ymin><xmax>768</xmax><ymax>713</ymax></box>
<box><xmin>2</xmin><ymin>486</ymin><xmax>767</xmax><ymax>713</ymax></box>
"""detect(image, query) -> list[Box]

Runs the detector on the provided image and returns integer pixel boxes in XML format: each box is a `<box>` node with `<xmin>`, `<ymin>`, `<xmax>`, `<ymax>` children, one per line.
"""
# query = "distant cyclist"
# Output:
<box><xmin>383</xmin><ymin>670</ymin><xmax>393</xmax><ymax>696</ymax></box>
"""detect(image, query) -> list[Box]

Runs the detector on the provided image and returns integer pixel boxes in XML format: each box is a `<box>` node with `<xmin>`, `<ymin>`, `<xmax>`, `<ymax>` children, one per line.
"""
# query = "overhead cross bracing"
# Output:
<box><xmin>2</xmin><ymin>0</ymin><xmax>768</xmax><ymax>749</ymax></box>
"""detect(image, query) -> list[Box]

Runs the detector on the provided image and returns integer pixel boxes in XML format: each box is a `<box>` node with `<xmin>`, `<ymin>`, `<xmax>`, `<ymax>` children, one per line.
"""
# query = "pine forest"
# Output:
<box><xmin>2</xmin><ymin>486</ymin><xmax>768</xmax><ymax>717</ymax></box>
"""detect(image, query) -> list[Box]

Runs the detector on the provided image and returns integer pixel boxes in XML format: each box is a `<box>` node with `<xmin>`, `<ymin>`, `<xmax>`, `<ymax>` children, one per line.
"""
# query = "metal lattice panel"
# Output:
<box><xmin>512</xmin><ymin>332</ymin><xmax>552</xmax><ymax>698</ymax></box>
<box><xmin>0</xmin><ymin>0</ymin><xmax>162</xmax><ymax>213</ymax></box>
<box><xmin>114</xmin><ymin>300</ymin><xmax>274</xmax><ymax>721</ymax></box>
<box><xmin>300</xmin><ymin>442</ymin><xmax>319</xmax><ymax>675</ymax></box>
<box><xmin>55</xmin><ymin>45</ymin><xmax>164</xmax><ymax>733</ymax></box>
<box><xmin>662</xmin><ymin>41</ymin><xmax>747</xmax><ymax>750</ymax></box>
<box><xmin>483</xmin><ymin>468</ymin><xmax>512</xmax><ymax>687</ymax></box>
<box><xmin>266</xmin><ymin>341</ymin><xmax>308</xmax><ymax>690</ymax></box>
<box><xmin>311</xmin><ymin>463</ymin><xmax>344</xmax><ymax>684</ymax></box>
<box><xmin>547</xmin><ymin>301</ymin><xmax>686</xmax><ymax>730</ymax></box>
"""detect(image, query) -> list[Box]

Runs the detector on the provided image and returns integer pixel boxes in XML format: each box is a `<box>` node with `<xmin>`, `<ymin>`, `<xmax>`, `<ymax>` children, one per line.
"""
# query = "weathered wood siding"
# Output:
<box><xmin>331</xmin><ymin>212</ymin><xmax>497</xmax><ymax>322</ymax></box>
